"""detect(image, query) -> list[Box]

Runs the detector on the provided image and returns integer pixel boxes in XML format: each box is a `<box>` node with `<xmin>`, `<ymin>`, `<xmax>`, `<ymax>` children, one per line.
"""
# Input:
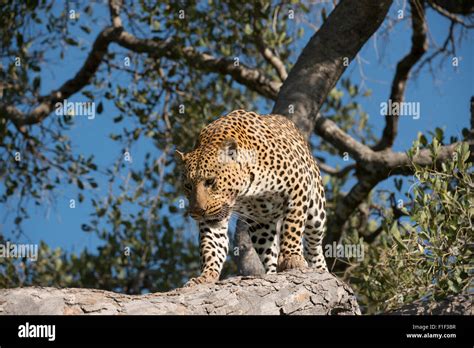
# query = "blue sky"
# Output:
<box><xmin>2</xmin><ymin>2</ymin><xmax>472</xmax><ymax>254</ymax></box>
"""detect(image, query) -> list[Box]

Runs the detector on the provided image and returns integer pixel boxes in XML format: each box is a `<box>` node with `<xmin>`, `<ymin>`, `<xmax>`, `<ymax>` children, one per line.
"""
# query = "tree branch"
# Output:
<box><xmin>233</xmin><ymin>220</ymin><xmax>265</xmax><ymax>276</ymax></box>
<box><xmin>428</xmin><ymin>0</ymin><xmax>474</xmax><ymax>28</ymax></box>
<box><xmin>372</xmin><ymin>0</ymin><xmax>428</xmax><ymax>151</ymax></box>
<box><xmin>1</xmin><ymin>0</ymin><xmax>281</xmax><ymax>129</ymax></box>
<box><xmin>109</xmin><ymin>0</ymin><xmax>123</xmax><ymax>28</ymax></box>
<box><xmin>272</xmin><ymin>0</ymin><xmax>393</xmax><ymax>138</ymax></box>
<box><xmin>0</xmin><ymin>26</ymin><xmax>123</xmax><ymax>128</ymax></box>
<box><xmin>430</xmin><ymin>0</ymin><xmax>474</xmax><ymax>15</ymax></box>
<box><xmin>326</xmin><ymin>138</ymin><xmax>474</xmax><ymax>245</ymax></box>
<box><xmin>414</xmin><ymin>20</ymin><xmax>455</xmax><ymax>76</ymax></box>
<box><xmin>313</xmin><ymin>115</ymin><xmax>375</xmax><ymax>161</ymax></box>
<box><xmin>0</xmin><ymin>269</ymin><xmax>361</xmax><ymax>315</ymax></box>
<box><xmin>268</xmin><ymin>0</ymin><xmax>471</xmax><ymax>251</ymax></box>
<box><xmin>317</xmin><ymin>162</ymin><xmax>356</xmax><ymax>178</ymax></box>
<box><xmin>388</xmin><ymin>140</ymin><xmax>474</xmax><ymax>175</ymax></box>
<box><xmin>110</xmin><ymin>0</ymin><xmax>281</xmax><ymax>100</ymax></box>
<box><xmin>258</xmin><ymin>45</ymin><xmax>288</xmax><ymax>82</ymax></box>
<box><xmin>252</xmin><ymin>23</ymin><xmax>288</xmax><ymax>82</ymax></box>
<box><xmin>114</xmin><ymin>32</ymin><xmax>281</xmax><ymax>100</ymax></box>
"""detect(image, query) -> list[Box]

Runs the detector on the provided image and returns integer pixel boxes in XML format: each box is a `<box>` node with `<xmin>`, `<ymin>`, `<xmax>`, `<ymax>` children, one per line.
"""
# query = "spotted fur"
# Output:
<box><xmin>177</xmin><ymin>110</ymin><xmax>328</xmax><ymax>286</ymax></box>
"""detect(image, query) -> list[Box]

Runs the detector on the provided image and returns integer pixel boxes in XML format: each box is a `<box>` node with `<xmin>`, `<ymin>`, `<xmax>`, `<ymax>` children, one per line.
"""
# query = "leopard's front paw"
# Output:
<box><xmin>277</xmin><ymin>253</ymin><xmax>308</xmax><ymax>272</ymax></box>
<box><xmin>184</xmin><ymin>271</ymin><xmax>219</xmax><ymax>287</ymax></box>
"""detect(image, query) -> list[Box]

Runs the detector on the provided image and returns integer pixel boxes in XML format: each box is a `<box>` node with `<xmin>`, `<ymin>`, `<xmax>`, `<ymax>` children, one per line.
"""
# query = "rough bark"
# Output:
<box><xmin>0</xmin><ymin>269</ymin><xmax>360</xmax><ymax>315</ymax></box>
<box><xmin>273</xmin><ymin>0</ymin><xmax>393</xmax><ymax>138</ymax></box>
<box><xmin>233</xmin><ymin>220</ymin><xmax>265</xmax><ymax>276</ymax></box>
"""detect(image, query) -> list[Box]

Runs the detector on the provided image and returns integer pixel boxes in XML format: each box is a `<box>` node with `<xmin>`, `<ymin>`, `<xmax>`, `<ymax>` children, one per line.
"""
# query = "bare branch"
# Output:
<box><xmin>430</xmin><ymin>0</ymin><xmax>474</xmax><ymax>15</ymax></box>
<box><xmin>252</xmin><ymin>30</ymin><xmax>288</xmax><ymax>82</ymax></box>
<box><xmin>109</xmin><ymin>0</ymin><xmax>123</xmax><ymax>28</ymax></box>
<box><xmin>414</xmin><ymin>21</ymin><xmax>455</xmax><ymax>76</ymax></box>
<box><xmin>114</xmin><ymin>31</ymin><xmax>281</xmax><ymax>100</ymax></box>
<box><xmin>258</xmin><ymin>45</ymin><xmax>288</xmax><ymax>82</ymax></box>
<box><xmin>428</xmin><ymin>0</ymin><xmax>474</xmax><ymax>28</ymax></box>
<box><xmin>0</xmin><ymin>26</ymin><xmax>122</xmax><ymax>128</ymax></box>
<box><xmin>1</xmin><ymin>0</ymin><xmax>281</xmax><ymax>129</ymax></box>
<box><xmin>317</xmin><ymin>162</ymin><xmax>356</xmax><ymax>178</ymax></box>
<box><xmin>362</xmin><ymin>225</ymin><xmax>384</xmax><ymax>244</ymax></box>
<box><xmin>313</xmin><ymin>115</ymin><xmax>374</xmax><ymax>161</ymax></box>
<box><xmin>372</xmin><ymin>0</ymin><xmax>428</xmax><ymax>151</ymax></box>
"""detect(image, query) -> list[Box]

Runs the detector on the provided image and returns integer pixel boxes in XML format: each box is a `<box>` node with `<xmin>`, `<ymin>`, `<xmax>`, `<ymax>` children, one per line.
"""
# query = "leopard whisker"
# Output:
<box><xmin>232</xmin><ymin>211</ymin><xmax>258</xmax><ymax>227</ymax></box>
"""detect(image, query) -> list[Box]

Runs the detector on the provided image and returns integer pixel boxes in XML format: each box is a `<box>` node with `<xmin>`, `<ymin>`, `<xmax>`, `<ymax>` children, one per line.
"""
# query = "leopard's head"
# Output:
<box><xmin>176</xmin><ymin>138</ymin><xmax>253</xmax><ymax>225</ymax></box>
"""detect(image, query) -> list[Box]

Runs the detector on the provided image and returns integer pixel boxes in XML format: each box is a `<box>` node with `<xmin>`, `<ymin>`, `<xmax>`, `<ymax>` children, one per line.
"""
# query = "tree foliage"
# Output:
<box><xmin>346</xmin><ymin>139</ymin><xmax>472</xmax><ymax>313</ymax></box>
<box><xmin>0</xmin><ymin>0</ymin><xmax>472</xmax><ymax>311</ymax></box>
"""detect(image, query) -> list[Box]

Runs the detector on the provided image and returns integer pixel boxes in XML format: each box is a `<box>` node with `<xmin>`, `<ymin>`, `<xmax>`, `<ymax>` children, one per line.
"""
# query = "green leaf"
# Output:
<box><xmin>80</xmin><ymin>25</ymin><xmax>91</xmax><ymax>34</ymax></box>
<box><xmin>82</xmin><ymin>90</ymin><xmax>94</xmax><ymax>99</ymax></box>
<box><xmin>87</xmin><ymin>163</ymin><xmax>97</xmax><ymax>170</ymax></box>
<box><xmin>81</xmin><ymin>224</ymin><xmax>93</xmax><ymax>232</ymax></box>
<box><xmin>434</xmin><ymin>127</ymin><xmax>444</xmax><ymax>142</ymax></box>
<box><xmin>64</xmin><ymin>37</ymin><xmax>78</xmax><ymax>46</ymax></box>
<box><xmin>390</xmin><ymin>223</ymin><xmax>408</xmax><ymax>251</ymax></box>
<box><xmin>243</xmin><ymin>24</ymin><xmax>252</xmax><ymax>35</ymax></box>
<box><xmin>419</xmin><ymin>134</ymin><xmax>428</xmax><ymax>146</ymax></box>
<box><xmin>32</xmin><ymin>76</ymin><xmax>41</xmax><ymax>91</ymax></box>
<box><xmin>133</xmin><ymin>128</ymin><xmax>141</xmax><ymax>140</ymax></box>
<box><xmin>16</xmin><ymin>33</ymin><xmax>24</xmax><ymax>47</ymax></box>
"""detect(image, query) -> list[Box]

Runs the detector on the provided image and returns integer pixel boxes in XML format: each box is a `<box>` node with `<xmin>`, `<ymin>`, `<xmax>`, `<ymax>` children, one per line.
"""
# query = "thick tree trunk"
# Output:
<box><xmin>273</xmin><ymin>0</ymin><xmax>393</xmax><ymax>138</ymax></box>
<box><xmin>0</xmin><ymin>269</ymin><xmax>360</xmax><ymax>315</ymax></box>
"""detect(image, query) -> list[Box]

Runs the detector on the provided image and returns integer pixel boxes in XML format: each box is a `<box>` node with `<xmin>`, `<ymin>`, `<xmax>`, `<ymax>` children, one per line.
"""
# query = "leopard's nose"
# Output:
<box><xmin>189</xmin><ymin>207</ymin><xmax>206</xmax><ymax>219</ymax></box>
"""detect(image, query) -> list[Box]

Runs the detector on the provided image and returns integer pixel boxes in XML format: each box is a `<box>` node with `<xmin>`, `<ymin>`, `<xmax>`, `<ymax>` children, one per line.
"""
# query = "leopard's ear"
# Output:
<box><xmin>175</xmin><ymin>150</ymin><xmax>187</xmax><ymax>164</ymax></box>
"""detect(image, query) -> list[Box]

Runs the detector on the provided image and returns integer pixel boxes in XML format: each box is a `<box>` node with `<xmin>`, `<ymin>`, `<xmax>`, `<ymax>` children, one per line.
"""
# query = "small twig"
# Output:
<box><xmin>317</xmin><ymin>161</ymin><xmax>356</xmax><ymax>178</ymax></box>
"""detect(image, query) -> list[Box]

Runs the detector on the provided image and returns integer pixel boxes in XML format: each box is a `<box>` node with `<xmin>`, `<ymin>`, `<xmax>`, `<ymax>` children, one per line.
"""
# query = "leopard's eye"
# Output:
<box><xmin>184</xmin><ymin>183</ymin><xmax>192</xmax><ymax>191</ymax></box>
<box><xmin>204</xmin><ymin>178</ymin><xmax>216</xmax><ymax>188</ymax></box>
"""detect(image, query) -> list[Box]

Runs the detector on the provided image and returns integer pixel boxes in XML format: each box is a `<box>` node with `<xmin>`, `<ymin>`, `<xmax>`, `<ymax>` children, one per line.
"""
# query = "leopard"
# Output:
<box><xmin>176</xmin><ymin>109</ymin><xmax>328</xmax><ymax>286</ymax></box>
